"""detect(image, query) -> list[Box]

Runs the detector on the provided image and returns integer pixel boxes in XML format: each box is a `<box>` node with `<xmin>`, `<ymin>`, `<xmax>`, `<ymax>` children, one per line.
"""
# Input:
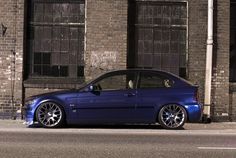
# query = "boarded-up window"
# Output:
<box><xmin>129</xmin><ymin>1</ymin><xmax>187</xmax><ymax>78</ymax></box>
<box><xmin>27</xmin><ymin>0</ymin><xmax>85</xmax><ymax>78</ymax></box>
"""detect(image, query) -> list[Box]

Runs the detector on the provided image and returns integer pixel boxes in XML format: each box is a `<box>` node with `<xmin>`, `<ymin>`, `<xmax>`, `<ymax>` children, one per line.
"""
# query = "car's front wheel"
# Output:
<box><xmin>36</xmin><ymin>102</ymin><xmax>65</xmax><ymax>128</ymax></box>
<box><xmin>158</xmin><ymin>104</ymin><xmax>187</xmax><ymax>129</ymax></box>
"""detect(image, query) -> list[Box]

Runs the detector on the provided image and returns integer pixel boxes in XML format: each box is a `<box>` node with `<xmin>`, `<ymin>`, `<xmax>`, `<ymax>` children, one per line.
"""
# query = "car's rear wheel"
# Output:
<box><xmin>158</xmin><ymin>104</ymin><xmax>187</xmax><ymax>129</ymax></box>
<box><xmin>36</xmin><ymin>102</ymin><xmax>65</xmax><ymax>128</ymax></box>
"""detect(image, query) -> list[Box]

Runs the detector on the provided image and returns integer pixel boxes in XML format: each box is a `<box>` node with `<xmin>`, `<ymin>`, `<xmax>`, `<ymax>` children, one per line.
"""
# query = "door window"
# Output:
<box><xmin>93</xmin><ymin>72</ymin><xmax>136</xmax><ymax>91</ymax></box>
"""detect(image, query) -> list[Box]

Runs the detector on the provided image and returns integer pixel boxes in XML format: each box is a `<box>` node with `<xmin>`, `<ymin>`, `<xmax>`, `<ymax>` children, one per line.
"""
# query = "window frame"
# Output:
<box><xmin>128</xmin><ymin>0</ymin><xmax>189</xmax><ymax>79</ymax></box>
<box><xmin>25</xmin><ymin>0</ymin><xmax>85</xmax><ymax>81</ymax></box>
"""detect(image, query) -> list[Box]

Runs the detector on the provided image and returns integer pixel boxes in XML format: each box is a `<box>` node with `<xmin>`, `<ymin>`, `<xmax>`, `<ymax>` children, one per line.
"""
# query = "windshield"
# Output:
<box><xmin>77</xmin><ymin>73</ymin><xmax>106</xmax><ymax>91</ymax></box>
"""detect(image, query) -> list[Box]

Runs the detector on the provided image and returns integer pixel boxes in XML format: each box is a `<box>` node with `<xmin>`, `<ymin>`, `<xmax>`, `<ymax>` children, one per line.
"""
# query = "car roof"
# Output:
<box><xmin>105</xmin><ymin>69</ymin><xmax>175</xmax><ymax>76</ymax></box>
<box><xmin>105</xmin><ymin>68</ymin><xmax>165</xmax><ymax>73</ymax></box>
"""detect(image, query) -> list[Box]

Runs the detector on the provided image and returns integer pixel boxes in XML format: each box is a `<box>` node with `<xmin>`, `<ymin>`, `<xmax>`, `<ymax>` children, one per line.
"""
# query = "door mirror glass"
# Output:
<box><xmin>87</xmin><ymin>84</ymin><xmax>101</xmax><ymax>92</ymax></box>
<box><xmin>89</xmin><ymin>85</ymin><xmax>94</xmax><ymax>91</ymax></box>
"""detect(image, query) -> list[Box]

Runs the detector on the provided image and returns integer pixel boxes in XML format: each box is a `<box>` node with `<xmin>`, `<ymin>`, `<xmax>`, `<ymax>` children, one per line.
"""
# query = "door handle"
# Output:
<box><xmin>124</xmin><ymin>93</ymin><xmax>136</xmax><ymax>97</ymax></box>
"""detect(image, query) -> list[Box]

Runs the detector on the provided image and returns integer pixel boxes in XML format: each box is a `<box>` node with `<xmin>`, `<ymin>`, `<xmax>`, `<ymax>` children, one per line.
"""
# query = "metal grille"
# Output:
<box><xmin>28</xmin><ymin>0</ymin><xmax>85</xmax><ymax>78</ymax></box>
<box><xmin>132</xmin><ymin>2</ymin><xmax>187</xmax><ymax>77</ymax></box>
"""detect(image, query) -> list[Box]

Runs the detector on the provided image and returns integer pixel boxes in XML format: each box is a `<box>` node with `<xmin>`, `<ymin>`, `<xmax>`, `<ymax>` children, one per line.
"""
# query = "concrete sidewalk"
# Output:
<box><xmin>184</xmin><ymin>122</ymin><xmax>236</xmax><ymax>130</ymax></box>
<box><xmin>0</xmin><ymin>119</ymin><xmax>236</xmax><ymax>130</ymax></box>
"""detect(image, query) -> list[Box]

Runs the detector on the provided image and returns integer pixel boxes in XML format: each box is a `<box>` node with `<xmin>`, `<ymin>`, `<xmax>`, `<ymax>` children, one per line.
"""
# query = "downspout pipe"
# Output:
<box><xmin>203</xmin><ymin>0</ymin><xmax>214</xmax><ymax>123</ymax></box>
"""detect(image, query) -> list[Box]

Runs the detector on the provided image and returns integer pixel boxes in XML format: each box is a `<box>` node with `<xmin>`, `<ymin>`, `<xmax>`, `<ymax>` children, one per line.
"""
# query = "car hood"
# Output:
<box><xmin>27</xmin><ymin>89</ymin><xmax>78</xmax><ymax>100</ymax></box>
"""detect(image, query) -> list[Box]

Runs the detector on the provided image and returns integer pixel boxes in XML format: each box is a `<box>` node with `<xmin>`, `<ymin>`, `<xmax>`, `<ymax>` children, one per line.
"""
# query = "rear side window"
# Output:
<box><xmin>139</xmin><ymin>72</ymin><xmax>173</xmax><ymax>89</ymax></box>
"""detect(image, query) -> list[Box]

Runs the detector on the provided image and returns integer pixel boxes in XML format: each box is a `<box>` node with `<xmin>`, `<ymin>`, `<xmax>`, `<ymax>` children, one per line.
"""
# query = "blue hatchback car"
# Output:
<box><xmin>24</xmin><ymin>69</ymin><xmax>202</xmax><ymax>129</ymax></box>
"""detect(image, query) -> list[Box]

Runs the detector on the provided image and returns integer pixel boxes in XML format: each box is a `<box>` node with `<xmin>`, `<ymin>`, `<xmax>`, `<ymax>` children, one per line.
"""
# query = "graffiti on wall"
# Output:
<box><xmin>91</xmin><ymin>51</ymin><xmax>118</xmax><ymax>70</ymax></box>
<box><xmin>1</xmin><ymin>23</ymin><xmax>7</xmax><ymax>37</ymax></box>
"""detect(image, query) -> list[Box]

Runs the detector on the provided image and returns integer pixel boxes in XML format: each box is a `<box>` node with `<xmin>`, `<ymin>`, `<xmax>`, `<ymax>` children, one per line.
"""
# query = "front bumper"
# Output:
<box><xmin>22</xmin><ymin>106</ymin><xmax>35</xmax><ymax>126</ymax></box>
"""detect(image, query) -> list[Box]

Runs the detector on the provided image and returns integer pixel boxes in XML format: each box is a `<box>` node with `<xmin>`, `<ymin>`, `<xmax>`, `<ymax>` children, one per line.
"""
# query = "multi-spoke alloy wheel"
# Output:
<box><xmin>36</xmin><ymin>102</ymin><xmax>64</xmax><ymax>128</ymax></box>
<box><xmin>158</xmin><ymin>104</ymin><xmax>187</xmax><ymax>129</ymax></box>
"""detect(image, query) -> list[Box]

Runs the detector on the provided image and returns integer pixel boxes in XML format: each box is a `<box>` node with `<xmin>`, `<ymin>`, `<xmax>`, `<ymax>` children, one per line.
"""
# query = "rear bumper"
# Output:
<box><xmin>184</xmin><ymin>103</ymin><xmax>203</xmax><ymax>122</ymax></box>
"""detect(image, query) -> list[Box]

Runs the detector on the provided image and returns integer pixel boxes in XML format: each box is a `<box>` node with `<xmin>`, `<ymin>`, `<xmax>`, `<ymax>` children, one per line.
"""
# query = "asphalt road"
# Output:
<box><xmin>0</xmin><ymin>121</ymin><xmax>236</xmax><ymax>158</ymax></box>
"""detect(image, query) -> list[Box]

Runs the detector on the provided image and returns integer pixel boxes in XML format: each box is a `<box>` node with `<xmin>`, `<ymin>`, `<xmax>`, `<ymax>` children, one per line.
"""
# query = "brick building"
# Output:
<box><xmin>0</xmin><ymin>0</ymin><xmax>235</xmax><ymax>121</ymax></box>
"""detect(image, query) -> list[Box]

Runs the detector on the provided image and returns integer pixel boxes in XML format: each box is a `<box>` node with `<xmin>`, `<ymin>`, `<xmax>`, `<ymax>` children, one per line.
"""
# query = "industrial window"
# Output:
<box><xmin>26</xmin><ymin>0</ymin><xmax>85</xmax><ymax>78</ymax></box>
<box><xmin>230</xmin><ymin>0</ymin><xmax>236</xmax><ymax>82</ymax></box>
<box><xmin>128</xmin><ymin>1</ymin><xmax>187</xmax><ymax>78</ymax></box>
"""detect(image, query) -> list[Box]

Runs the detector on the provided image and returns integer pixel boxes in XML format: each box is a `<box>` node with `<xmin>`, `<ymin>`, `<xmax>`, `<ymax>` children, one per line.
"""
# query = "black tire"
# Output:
<box><xmin>36</xmin><ymin>102</ymin><xmax>65</xmax><ymax>128</ymax></box>
<box><xmin>158</xmin><ymin>104</ymin><xmax>187</xmax><ymax>129</ymax></box>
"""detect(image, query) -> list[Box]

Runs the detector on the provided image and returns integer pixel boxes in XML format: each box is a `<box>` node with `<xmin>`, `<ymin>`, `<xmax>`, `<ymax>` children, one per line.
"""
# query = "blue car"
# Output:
<box><xmin>24</xmin><ymin>69</ymin><xmax>203</xmax><ymax>129</ymax></box>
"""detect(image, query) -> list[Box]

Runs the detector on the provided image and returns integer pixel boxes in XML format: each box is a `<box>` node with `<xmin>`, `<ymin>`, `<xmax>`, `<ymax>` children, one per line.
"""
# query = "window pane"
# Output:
<box><xmin>33</xmin><ymin>65</ymin><xmax>42</xmax><ymax>76</ymax></box>
<box><xmin>44</xmin><ymin>4</ymin><xmax>53</xmax><ymax>22</ymax></box>
<box><xmin>95</xmin><ymin>73</ymin><xmax>136</xmax><ymax>91</ymax></box>
<box><xmin>34</xmin><ymin>53</ymin><xmax>41</xmax><ymax>65</ymax></box>
<box><xmin>60</xmin><ymin>66</ymin><xmax>68</xmax><ymax>77</ymax></box>
<box><xmin>42</xmin><ymin>53</ymin><xmax>51</xmax><ymax>65</ymax></box>
<box><xmin>42</xmin><ymin>65</ymin><xmax>51</xmax><ymax>76</ymax></box>
<box><xmin>140</xmin><ymin>73</ymin><xmax>165</xmax><ymax>88</ymax></box>
<box><xmin>51</xmin><ymin>66</ymin><xmax>60</xmax><ymax>77</ymax></box>
<box><xmin>34</xmin><ymin>3</ymin><xmax>44</xmax><ymax>22</ymax></box>
<box><xmin>77</xmin><ymin>66</ymin><xmax>84</xmax><ymax>77</ymax></box>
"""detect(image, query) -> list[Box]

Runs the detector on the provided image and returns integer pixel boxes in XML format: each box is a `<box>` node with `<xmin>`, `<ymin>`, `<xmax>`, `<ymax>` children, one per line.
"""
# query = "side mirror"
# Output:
<box><xmin>87</xmin><ymin>84</ymin><xmax>101</xmax><ymax>92</ymax></box>
<box><xmin>89</xmin><ymin>85</ymin><xmax>94</xmax><ymax>91</ymax></box>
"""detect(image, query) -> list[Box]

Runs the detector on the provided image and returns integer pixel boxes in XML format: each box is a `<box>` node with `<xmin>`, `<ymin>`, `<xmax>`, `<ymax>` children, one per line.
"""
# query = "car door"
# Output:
<box><xmin>135</xmin><ymin>71</ymin><xmax>171</xmax><ymax>123</ymax></box>
<box><xmin>74</xmin><ymin>71</ymin><xmax>138</xmax><ymax>124</ymax></box>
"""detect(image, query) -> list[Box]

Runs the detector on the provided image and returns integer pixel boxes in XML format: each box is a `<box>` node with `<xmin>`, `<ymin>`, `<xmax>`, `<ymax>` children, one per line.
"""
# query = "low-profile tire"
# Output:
<box><xmin>36</xmin><ymin>102</ymin><xmax>65</xmax><ymax>128</ymax></box>
<box><xmin>158</xmin><ymin>104</ymin><xmax>187</xmax><ymax>129</ymax></box>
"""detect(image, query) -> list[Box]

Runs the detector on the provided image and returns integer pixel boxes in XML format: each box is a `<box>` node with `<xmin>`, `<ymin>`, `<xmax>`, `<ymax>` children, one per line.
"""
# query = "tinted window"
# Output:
<box><xmin>94</xmin><ymin>72</ymin><xmax>136</xmax><ymax>91</ymax></box>
<box><xmin>139</xmin><ymin>72</ymin><xmax>172</xmax><ymax>88</ymax></box>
